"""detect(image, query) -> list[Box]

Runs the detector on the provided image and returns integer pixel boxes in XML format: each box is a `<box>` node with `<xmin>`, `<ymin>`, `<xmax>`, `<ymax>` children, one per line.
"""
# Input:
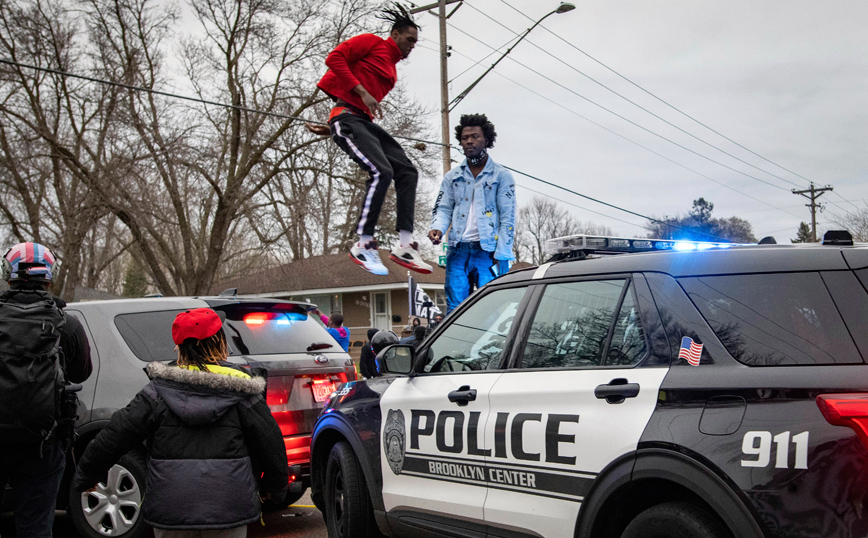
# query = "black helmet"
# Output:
<box><xmin>371</xmin><ymin>330</ymin><xmax>399</xmax><ymax>355</ymax></box>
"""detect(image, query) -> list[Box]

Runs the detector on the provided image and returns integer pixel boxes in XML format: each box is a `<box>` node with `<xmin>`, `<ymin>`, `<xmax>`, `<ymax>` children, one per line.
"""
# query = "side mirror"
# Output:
<box><xmin>375</xmin><ymin>344</ymin><xmax>415</xmax><ymax>375</ymax></box>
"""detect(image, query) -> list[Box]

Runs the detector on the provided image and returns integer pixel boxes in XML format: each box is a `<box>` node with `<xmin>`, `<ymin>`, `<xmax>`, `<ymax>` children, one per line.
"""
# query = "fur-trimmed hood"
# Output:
<box><xmin>146</xmin><ymin>362</ymin><xmax>266</xmax><ymax>426</ymax></box>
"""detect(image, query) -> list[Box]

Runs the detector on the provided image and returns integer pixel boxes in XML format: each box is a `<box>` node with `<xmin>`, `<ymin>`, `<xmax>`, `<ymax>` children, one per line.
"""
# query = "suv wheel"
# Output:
<box><xmin>324</xmin><ymin>441</ymin><xmax>381</xmax><ymax>538</ymax></box>
<box><xmin>621</xmin><ymin>501</ymin><xmax>730</xmax><ymax>538</ymax></box>
<box><xmin>68</xmin><ymin>451</ymin><xmax>147</xmax><ymax>538</ymax></box>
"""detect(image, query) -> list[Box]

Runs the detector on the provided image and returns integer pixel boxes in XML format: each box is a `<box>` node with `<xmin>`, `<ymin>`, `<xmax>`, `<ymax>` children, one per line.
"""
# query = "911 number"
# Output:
<box><xmin>741</xmin><ymin>431</ymin><xmax>809</xmax><ymax>469</ymax></box>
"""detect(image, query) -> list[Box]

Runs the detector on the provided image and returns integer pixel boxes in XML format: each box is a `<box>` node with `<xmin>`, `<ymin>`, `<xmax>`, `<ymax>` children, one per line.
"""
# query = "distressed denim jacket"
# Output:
<box><xmin>431</xmin><ymin>156</ymin><xmax>516</xmax><ymax>261</ymax></box>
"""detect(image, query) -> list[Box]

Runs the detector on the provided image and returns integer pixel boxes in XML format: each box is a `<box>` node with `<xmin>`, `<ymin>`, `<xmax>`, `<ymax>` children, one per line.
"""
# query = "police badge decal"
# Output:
<box><xmin>383</xmin><ymin>409</ymin><xmax>406</xmax><ymax>476</ymax></box>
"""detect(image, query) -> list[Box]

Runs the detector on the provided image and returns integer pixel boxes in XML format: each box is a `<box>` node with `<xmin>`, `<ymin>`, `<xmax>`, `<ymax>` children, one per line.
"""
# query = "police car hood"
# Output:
<box><xmin>146</xmin><ymin>362</ymin><xmax>265</xmax><ymax>425</ymax></box>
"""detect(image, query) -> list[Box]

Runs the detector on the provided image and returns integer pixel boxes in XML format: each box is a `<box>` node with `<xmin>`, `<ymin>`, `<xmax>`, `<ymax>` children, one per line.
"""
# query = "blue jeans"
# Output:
<box><xmin>0</xmin><ymin>442</ymin><xmax>66</xmax><ymax>538</ymax></box>
<box><xmin>445</xmin><ymin>242</ymin><xmax>510</xmax><ymax>313</ymax></box>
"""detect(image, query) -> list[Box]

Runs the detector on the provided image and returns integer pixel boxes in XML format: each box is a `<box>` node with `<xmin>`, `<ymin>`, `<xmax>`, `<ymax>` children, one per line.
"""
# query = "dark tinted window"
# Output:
<box><xmin>423</xmin><ymin>287</ymin><xmax>525</xmax><ymax>373</ymax></box>
<box><xmin>116</xmin><ymin>304</ymin><xmax>332</xmax><ymax>361</ymax></box>
<box><xmin>115</xmin><ymin>310</ymin><xmax>186</xmax><ymax>362</ymax></box>
<box><xmin>681</xmin><ymin>273</ymin><xmax>862</xmax><ymax>366</ymax></box>
<box><xmin>218</xmin><ymin>304</ymin><xmax>333</xmax><ymax>355</ymax></box>
<box><xmin>607</xmin><ymin>285</ymin><xmax>648</xmax><ymax>366</ymax></box>
<box><xmin>522</xmin><ymin>280</ymin><xmax>636</xmax><ymax>368</ymax></box>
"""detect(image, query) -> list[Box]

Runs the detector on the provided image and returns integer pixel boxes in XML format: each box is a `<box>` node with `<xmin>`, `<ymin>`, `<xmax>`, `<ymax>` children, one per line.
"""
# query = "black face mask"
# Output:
<box><xmin>467</xmin><ymin>148</ymin><xmax>487</xmax><ymax>166</ymax></box>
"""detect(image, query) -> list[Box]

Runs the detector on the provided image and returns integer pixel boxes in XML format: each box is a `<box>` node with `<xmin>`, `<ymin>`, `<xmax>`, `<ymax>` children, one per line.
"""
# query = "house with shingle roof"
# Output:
<box><xmin>212</xmin><ymin>250</ymin><xmax>531</xmax><ymax>351</ymax></box>
<box><xmin>211</xmin><ymin>250</ymin><xmax>447</xmax><ymax>340</ymax></box>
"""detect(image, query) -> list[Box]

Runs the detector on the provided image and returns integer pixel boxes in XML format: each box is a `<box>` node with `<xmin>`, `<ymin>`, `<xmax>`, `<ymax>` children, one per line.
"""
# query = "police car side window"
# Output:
<box><xmin>607</xmin><ymin>284</ymin><xmax>648</xmax><ymax>365</ymax></box>
<box><xmin>424</xmin><ymin>287</ymin><xmax>525</xmax><ymax>373</ymax></box>
<box><xmin>681</xmin><ymin>273</ymin><xmax>862</xmax><ymax>365</ymax></box>
<box><xmin>521</xmin><ymin>280</ymin><xmax>632</xmax><ymax>369</ymax></box>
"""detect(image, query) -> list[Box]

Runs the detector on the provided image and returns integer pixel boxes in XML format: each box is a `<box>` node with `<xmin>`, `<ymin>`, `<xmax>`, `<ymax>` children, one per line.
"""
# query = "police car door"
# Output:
<box><xmin>483</xmin><ymin>276</ymin><xmax>669</xmax><ymax>538</ymax></box>
<box><xmin>380</xmin><ymin>286</ymin><xmax>529</xmax><ymax>535</ymax></box>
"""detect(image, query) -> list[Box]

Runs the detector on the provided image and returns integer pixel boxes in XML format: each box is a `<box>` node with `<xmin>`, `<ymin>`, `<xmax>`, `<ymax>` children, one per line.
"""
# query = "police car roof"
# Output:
<box><xmin>497</xmin><ymin>243</ymin><xmax>868</xmax><ymax>283</ymax></box>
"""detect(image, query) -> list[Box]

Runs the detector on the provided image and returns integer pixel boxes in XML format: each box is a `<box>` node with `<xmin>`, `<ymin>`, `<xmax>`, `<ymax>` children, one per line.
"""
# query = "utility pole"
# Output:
<box><xmin>437</xmin><ymin>0</ymin><xmax>450</xmax><ymax>174</ymax></box>
<box><xmin>410</xmin><ymin>0</ymin><xmax>462</xmax><ymax>175</ymax></box>
<box><xmin>792</xmin><ymin>182</ymin><xmax>833</xmax><ymax>242</ymax></box>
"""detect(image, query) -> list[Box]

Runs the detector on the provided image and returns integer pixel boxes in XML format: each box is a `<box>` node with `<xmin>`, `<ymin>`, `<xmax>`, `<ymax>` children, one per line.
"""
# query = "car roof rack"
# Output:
<box><xmin>544</xmin><ymin>234</ymin><xmax>752</xmax><ymax>262</ymax></box>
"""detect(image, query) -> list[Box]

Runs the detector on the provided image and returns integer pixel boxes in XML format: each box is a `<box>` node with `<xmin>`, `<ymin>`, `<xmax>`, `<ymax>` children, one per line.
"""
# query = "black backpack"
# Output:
<box><xmin>0</xmin><ymin>289</ymin><xmax>67</xmax><ymax>445</ymax></box>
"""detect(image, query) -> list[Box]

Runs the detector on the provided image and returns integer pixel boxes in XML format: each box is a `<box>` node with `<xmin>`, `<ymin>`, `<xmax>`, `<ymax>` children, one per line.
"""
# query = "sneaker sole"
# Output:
<box><xmin>389</xmin><ymin>254</ymin><xmax>433</xmax><ymax>274</ymax></box>
<box><xmin>349</xmin><ymin>253</ymin><xmax>388</xmax><ymax>275</ymax></box>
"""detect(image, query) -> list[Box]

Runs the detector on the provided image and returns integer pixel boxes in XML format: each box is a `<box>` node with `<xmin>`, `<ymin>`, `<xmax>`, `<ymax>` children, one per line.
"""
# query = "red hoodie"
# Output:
<box><xmin>317</xmin><ymin>33</ymin><xmax>403</xmax><ymax>120</ymax></box>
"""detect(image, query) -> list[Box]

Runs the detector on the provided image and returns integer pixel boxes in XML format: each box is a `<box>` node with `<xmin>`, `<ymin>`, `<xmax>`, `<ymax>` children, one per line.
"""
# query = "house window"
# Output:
<box><xmin>306</xmin><ymin>294</ymin><xmax>342</xmax><ymax>317</ymax></box>
<box><xmin>434</xmin><ymin>290</ymin><xmax>447</xmax><ymax>314</ymax></box>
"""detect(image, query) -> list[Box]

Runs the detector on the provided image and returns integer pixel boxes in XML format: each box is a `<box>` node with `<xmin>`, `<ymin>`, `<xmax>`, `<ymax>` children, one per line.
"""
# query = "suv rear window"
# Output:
<box><xmin>115</xmin><ymin>303</ymin><xmax>334</xmax><ymax>361</ymax></box>
<box><xmin>680</xmin><ymin>273</ymin><xmax>863</xmax><ymax>366</ymax></box>
<box><xmin>219</xmin><ymin>303</ymin><xmax>333</xmax><ymax>355</ymax></box>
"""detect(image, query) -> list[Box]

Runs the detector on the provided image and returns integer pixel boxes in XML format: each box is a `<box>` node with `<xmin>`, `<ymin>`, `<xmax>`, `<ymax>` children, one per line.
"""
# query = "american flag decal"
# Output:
<box><xmin>679</xmin><ymin>336</ymin><xmax>703</xmax><ymax>366</ymax></box>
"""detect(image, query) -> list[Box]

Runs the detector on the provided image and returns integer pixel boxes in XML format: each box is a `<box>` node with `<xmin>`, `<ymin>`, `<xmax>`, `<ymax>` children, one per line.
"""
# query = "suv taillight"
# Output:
<box><xmin>817</xmin><ymin>394</ymin><xmax>868</xmax><ymax>448</ymax></box>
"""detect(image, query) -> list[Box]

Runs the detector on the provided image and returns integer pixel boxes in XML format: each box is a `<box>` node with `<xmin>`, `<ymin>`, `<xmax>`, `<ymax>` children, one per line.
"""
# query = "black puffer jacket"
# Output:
<box><xmin>73</xmin><ymin>361</ymin><xmax>288</xmax><ymax>529</ymax></box>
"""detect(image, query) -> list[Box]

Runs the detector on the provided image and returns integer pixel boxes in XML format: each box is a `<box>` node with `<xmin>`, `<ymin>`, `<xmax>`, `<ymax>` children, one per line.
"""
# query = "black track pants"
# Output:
<box><xmin>330</xmin><ymin>113</ymin><xmax>418</xmax><ymax>236</ymax></box>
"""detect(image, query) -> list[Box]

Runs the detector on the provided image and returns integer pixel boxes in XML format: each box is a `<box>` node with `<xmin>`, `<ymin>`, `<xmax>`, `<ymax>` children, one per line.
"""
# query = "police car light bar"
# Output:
<box><xmin>544</xmin><ymin>234</ymin><xmax>748</xmax><ymax>255</ymax></box>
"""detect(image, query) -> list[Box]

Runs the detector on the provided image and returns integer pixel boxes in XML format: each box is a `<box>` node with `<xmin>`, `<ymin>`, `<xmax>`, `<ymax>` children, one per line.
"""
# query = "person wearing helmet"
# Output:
<box><xmin>73</xmin><ymin>308</ymin><xmax>288</xmax><ymax>537</ymax></box>
<box><xmin>0</xmin><ymin>242</ymin><xmax>92</xmax><ymax>538</ymax></box>
<box><xmin>371</xmin><ymin>330</ymin><xmax>399</xmax><ymax>356</ymax></box>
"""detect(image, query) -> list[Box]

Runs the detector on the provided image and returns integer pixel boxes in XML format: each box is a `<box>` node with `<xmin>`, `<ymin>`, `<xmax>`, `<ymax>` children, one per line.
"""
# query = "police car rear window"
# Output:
<box><xmin>681</xmin><ymin>273</ymin><xmax>863</xmax><ymax>366</ymax></box>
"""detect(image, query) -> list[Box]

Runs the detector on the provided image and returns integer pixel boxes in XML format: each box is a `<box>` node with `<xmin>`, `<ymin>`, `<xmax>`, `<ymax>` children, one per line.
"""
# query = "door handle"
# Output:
<box><xmin>448</xmin><ymin>385</ymin><xmax>477</xmax><ymax>406</ymax></box>
<box><xmin>595</xmin><ymin>378</ymin><xmax>640</xmax><ymax>404</ymax></box>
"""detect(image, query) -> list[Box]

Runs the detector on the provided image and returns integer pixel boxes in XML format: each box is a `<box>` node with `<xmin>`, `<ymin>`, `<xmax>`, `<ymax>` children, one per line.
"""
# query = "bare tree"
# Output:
<box><xmin>0</xmin><ymin>0</ymin><xmax>439</xmax><ymax>295</ymax></box>
<box><xmin>515</xmin><ymin>196</ymin><xmax>612</xmax><ymax>264</ymax></box>
<box><xmin>0</xmin><ymin>0</ymin><xmax>132</xmax><ymax>300</ymax></box>
<box><xmin>830</xmin><ymin>205</ymin><xmax>868</xmax><ymax>242</ymax></box>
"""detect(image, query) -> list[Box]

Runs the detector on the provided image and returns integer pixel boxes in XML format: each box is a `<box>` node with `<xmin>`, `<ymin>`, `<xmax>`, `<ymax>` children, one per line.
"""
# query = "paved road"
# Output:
<box><xmin>0</xmin><ymin>492</ymin><xmax>328</xmax><ymax>538</ymax></box>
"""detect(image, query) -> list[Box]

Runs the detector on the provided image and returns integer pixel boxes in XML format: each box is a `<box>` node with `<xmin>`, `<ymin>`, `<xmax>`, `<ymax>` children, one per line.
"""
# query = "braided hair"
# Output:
<box><xmin>177</xmin><ymin>332</ymin><xmax>229</xmax><ymax>371</ymax></box>
<box><xmin>377</xmin><ymin>2</ymin><xmax>418</xmax><ymax>33</ymax></box>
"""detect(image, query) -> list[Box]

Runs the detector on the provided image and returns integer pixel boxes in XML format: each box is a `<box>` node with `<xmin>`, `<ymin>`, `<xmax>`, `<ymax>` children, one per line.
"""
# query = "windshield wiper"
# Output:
<box><xmin>307</xmin><ymin>342</ymin><xmax>333</xmax><ymax>352</ymax></box>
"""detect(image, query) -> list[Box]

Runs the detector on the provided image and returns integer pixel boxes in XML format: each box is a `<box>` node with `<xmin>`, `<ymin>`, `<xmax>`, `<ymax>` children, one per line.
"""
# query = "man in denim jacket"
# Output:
<box><xmin>429</xmin><ymin>114</ymin><xmax>516</xmax><ymax>313</ymax></box>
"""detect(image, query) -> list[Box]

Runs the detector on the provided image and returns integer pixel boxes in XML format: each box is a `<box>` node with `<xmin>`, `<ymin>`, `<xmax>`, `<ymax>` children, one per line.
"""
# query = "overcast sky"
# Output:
<box><xmin>395</xmin><ymin>0</ymin><xmax>868</xmax><ymax>242</ymax></box>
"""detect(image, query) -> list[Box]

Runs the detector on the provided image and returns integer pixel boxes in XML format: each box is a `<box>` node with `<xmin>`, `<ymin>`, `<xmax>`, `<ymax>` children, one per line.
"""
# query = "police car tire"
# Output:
<box><xmin>620</xmin><ymin>501</ymin><xmax>730</xmax><ymax>538</ymax></box>
<box><xmin>324</xmin><ymin>441</ymin><xmax>382</xmax><ymax>538</ymax></box>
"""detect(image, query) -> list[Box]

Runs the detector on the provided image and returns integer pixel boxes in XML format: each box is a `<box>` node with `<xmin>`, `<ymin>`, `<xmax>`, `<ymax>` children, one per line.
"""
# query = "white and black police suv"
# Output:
<box><xmin>310</xmin><ymin>231</ymin><xmax>868</xmax><ymax>538</ymax></box>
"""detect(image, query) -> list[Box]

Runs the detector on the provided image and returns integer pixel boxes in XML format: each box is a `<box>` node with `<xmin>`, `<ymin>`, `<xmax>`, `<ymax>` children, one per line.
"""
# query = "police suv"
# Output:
<box><xmin>310</xmin><ymin>232</ymin><xmax>868</xmax><ymax>538</ymax></box>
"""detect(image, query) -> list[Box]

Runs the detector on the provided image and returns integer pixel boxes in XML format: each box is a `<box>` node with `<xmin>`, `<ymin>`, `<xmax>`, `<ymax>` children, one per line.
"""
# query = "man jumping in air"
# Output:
<box><xmin>307</xmin><ymin>3</ymin><xmax>432</xmax><ymax>276</ymax></box>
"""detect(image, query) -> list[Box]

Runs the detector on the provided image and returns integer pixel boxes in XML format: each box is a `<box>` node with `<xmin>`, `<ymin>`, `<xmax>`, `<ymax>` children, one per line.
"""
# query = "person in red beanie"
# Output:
<box><xmin>73</xmin><ymin>308</ymin><xmax>288</xmax><ymax>538</ymax></box>
<box><xmin>306</xmin><ymin>2</ymin><xmax>432</xmax><ymax>277</ymax></box>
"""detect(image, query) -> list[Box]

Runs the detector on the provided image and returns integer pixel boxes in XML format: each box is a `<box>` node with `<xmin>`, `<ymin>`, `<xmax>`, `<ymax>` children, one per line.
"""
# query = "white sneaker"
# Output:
<box><xmin>390</xmin><ymin>242</ymin><xmax>433</xmax><ymax>274</ymax></box>
<box><xmin>350</xmin><ymin>241</ymin><xmax>388</xmax><ymax>276</ymax></box>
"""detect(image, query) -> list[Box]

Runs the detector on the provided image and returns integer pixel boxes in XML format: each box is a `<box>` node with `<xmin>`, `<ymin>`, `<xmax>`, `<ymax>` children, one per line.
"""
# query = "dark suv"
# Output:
<box><xmin>54</xmin><ymin>296</ymin><xmax>354</xmax><ymax>538</ymax></box>
<box><xmin>309</xmin><ymin>232</ymin><xmax>868</xmax><ymax>538</ymax></box>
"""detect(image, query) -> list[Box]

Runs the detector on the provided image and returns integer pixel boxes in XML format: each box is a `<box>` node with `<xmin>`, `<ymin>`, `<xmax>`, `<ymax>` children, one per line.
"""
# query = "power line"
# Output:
<box><xmin>496</xmin><ymin>0</ymin><xmax>817</xmax><ymax>191</ymax></box>
<box><xmin>446</xmin><ymin>22</ymin><xmax>801</xmax><ymax>198</ymax></box>
<box><xmin>462</xmin><ymin>2</ymin><xmax>808</xmax><ymax>192</ymax></box>
<box><xmin>515</xmin><ymin>183</ymin><xmax>647</xmax><ymax>232</ymax></box>
<box><xmin>504</xmin><ymin>165</ymin><xmax>731</xmax><ymax>242</ymax></box>
<box><xmin>493</xmin><ymin>0</ymin><xmax>868</xmax><ymax>225</ymax></box>
<box><xmin>440</xmin><ymin>27</ymin><xmax>803</xmax><ymax>220</ymax></box>
<box><xmin>0</xmin><ymin>57</ymin><xmax>746</xmax><ymax>242</ymax></box>
<box><xmin>0</xmin><ymin>58</ymin><xmax>441</xmax><ymax>149</ymax></box>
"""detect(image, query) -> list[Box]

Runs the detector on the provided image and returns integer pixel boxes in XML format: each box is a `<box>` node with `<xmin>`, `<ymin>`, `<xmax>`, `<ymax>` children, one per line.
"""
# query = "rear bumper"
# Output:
<box><xmin>285</xmin><ymin>433</ymin><xmax>311</xmax><ymax>466</ymax></box>
<box><xmin>285</xmin><ymin>434</ymin><xmax>312</xmax><ymax>486</ymax></box>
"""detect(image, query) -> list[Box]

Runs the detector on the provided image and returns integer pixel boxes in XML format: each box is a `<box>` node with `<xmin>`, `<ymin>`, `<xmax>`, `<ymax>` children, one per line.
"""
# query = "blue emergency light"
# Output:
<box><xmin>544</xmin><ymin>234</ymin><xmax>752</xmax><ymax>256</ymax></box>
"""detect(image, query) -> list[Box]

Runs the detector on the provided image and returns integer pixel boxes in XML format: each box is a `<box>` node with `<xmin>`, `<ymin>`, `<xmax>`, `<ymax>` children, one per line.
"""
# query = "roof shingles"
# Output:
<box><xmin>212</xmin><ymin>249</ymin><xmax>445</xmax><ymax>295</ymax></box>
